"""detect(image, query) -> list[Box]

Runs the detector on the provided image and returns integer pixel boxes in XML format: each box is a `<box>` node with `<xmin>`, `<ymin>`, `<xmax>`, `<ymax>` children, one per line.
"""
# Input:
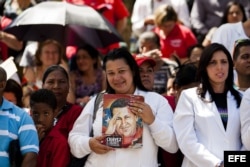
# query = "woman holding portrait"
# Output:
<box><xmin>68</xmin><ymin>48</ymin><xmax>178</xmax><ymax>167</ymax></box>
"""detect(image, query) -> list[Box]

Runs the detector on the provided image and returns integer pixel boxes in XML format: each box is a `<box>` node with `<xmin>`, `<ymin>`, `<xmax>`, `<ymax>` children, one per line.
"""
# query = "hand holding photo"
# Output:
<box><xmin>102</xmin><ymin>94</ymin><xmax>144</xmax><ymax>148</ymax></box>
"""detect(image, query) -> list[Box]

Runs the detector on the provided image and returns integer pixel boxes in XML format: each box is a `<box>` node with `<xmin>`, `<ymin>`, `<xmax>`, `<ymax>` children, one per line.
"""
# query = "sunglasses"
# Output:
<box><xmin>234</xmin><ymin>39</ymin><xmax>250</xmax><ymax>47</ymax></box>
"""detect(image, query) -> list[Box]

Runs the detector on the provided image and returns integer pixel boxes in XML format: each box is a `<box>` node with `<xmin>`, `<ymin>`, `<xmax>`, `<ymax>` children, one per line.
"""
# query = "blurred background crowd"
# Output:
<box><xmin>1</xmin><ymin>0</ymin><xmax>250</xmax><ymax>167</ymax></box>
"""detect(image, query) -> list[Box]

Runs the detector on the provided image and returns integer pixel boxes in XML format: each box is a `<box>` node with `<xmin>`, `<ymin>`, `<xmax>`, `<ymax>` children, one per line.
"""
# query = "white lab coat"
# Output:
<box><xmin>174</xmin><ymin>87</ymin><xmax>242</xmax><ymax>167</ymax></box>
<box><xmin>240</xmin><ymin>88</ymin><xmax>250</xmax><ymax>150</ymax></box>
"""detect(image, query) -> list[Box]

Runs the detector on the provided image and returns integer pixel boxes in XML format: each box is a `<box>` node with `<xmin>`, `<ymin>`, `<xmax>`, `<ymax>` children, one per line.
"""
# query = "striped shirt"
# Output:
<box><xmin>0</xmin><ymin>98</ymin><xmax>39</xmax><ymax>166</ymax></box>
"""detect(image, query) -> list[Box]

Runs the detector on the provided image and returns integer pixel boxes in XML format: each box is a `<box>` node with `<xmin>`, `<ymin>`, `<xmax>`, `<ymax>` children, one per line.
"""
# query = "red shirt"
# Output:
<box><xmin>163</xmin><ymin>95</ymin><xmax>176</xmax><ymax>111</ymax></box>
<box><xmin>66</xmin><ymin>0</ymin><xmax>129</xmax><ymax>26</ymax></box>
<box><xmin>154</xmin><ymin>24</ymin><xmax>197</xmax><ymax>59</ymax></box>
<box><xmin>37</xmin><ymin>104</ymin><xmax>82</xmax><ymax>167</ymax></box>
<box><xmin>37</xmin><ymin>129</ymin><xmax>71</xmax><ymax>167</ymax></box>
<box><xmin>53</xmin><ymin>103</ymin><xmax>83</xmax><ymax>138</ymax></box>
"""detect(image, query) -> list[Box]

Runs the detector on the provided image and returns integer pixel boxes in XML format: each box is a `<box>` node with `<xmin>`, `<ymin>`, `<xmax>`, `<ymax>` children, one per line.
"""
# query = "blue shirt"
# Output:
<box><xmin>0</xmin><ymin>98</ymin><xmax>39</xmax><ymax>166</ymax></box>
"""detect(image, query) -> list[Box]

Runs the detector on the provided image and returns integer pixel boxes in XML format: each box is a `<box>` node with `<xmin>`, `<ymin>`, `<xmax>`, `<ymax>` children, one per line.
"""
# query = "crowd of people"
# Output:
<box><xmin>1</xmin><ymin>0</ymin><xmax>250</xmax><ymax>167</ymax></box>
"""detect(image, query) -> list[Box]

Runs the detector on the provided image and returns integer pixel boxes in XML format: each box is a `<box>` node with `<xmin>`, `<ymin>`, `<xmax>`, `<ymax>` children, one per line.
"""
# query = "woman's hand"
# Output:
<box><xmin>105</xmin><ymin>113</ymin><xmax>119</xmax><ymax>135</ymax></box>
<box><xmin>89</xmin><ymin>136</ymin><xmax>114</xmax><ymax>154</ymax></box>
<box><xmin>129</xmin><ymin>100</ymin><xmax>155</xmax><ymax>125</ymax></box>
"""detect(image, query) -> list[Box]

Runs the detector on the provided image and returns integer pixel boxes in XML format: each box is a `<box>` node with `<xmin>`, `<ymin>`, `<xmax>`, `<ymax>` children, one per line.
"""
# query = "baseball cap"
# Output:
<box><xmin>135</xmin><ymin>55</ymin><xmax>156</xmax><ymax>67</ymax></box>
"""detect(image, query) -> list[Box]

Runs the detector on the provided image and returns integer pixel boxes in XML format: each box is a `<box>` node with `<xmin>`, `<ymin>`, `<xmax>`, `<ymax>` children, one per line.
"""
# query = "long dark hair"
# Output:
<box><xmin>103</xmin><ymin>48</ymin><xmax>147</xmax><ymax>93</ymax></box>
<box><xmin>70</xmin><ymin>44</ymin><xmax>101</xmax><ymax>71</ymax></box>
<box><xmin>196</xmin><ymin>43</ymin><xmax>241</xmax><ymax>107</ymax></box>
<box><xmin>221</xmin><ymin>1</ymin><xmax>247</xmax><ymax>24</ymax></box>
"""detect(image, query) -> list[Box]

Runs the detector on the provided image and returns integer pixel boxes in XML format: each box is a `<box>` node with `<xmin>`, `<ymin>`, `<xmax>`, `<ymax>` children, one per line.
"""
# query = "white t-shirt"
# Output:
<box><xmin>212</xmin><ymin>22</ymin><xmax>248</xmax><ymax>55</ymax></box>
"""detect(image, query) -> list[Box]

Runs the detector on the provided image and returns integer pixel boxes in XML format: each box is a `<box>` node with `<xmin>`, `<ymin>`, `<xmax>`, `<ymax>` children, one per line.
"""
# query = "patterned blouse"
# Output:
<box><xmin>74</xmin><ymin>68</ymin><xmax>103</xmax><ymax>98</ymax></box>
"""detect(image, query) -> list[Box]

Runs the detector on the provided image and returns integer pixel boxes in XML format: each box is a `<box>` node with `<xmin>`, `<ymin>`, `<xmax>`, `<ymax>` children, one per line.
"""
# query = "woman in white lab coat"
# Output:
<box><xmin>173</xmin><ymin>43</ymin><xmax>242</xmax><ymax>167</ymax></box>
<box><xmin>240</xmin><ymin>88</ymin><xmax>250</xmax><ymax>150</ymax></box>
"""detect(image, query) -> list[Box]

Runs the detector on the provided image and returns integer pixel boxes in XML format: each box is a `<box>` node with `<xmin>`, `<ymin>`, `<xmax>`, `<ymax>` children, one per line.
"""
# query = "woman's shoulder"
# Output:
<box><xmin>62</xmin><ymin>103</ymin><xmax>83</xmax><ymax>118</ymax></box>
<box><xmin>138</xmin><ymin>90</ymin><xmax>159</xmax><ymax>96</ymax></box>
<box><xmin>139</xmin><ymin>90</ymin><xmax>166</xmax><ymax>101</ymax></box>
<box><xmin>180</xmin><ymin>87</ymin><xmax>198</xmax><ymax>98</ymax></box>
<box><xmin>68</xmin><ymin>103</ymin><xmax>83</xmax><ymax>112</ymax></box>
<box><xmin>57</xmin><ymin>104</ymin><xmax>83</xmax><ymax>126</ymax></box>
<box><xmin>244</xmin><ymin>88</ymin><xmax>250</xmax><ymax>96</ymax></box>
<box><xmin>183</xmin><ymin>87</ymin><xmax>197</xmax><ymax>92</ymax></box>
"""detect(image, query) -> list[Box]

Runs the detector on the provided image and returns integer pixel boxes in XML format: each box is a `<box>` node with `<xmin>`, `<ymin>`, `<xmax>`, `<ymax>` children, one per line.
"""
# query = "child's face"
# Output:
<box><xmin>31</xmin><ymin>102</ymin><xmax>55</xmax><ymax>135</ymax></box>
